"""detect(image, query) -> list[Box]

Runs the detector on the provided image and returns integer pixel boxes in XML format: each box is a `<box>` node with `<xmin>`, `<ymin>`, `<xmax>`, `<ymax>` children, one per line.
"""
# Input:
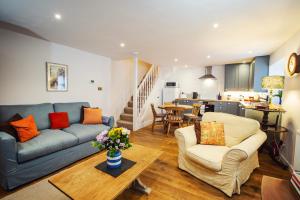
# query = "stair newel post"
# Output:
<box><xmin>132</xmin><ymin>52</ymin><xmax>139</xmax><ymax>131</ymax></box>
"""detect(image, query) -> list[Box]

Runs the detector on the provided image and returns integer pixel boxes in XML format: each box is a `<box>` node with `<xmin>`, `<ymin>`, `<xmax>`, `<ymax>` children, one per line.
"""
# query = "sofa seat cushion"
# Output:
<box><xmin>186</xmin><ymin>145</ymin><xmax>230</xmax><ymax>171</ymax></box>
<box><xmin>17</xmin><ymin>129</ymin><xmax>78</xmax><ymax>163</ymax></box>
<box><xmin>63</xmin><ymin>123</ymin><xmax>110</xmax><ymax>144</ymax></box>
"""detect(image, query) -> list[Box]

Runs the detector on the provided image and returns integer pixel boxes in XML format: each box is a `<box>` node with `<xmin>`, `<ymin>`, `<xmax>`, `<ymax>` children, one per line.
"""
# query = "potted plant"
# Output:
<box><xmin>91</xmin><ymin>127</ymin><xmax>132</xmax><ymax>169</ymax></box>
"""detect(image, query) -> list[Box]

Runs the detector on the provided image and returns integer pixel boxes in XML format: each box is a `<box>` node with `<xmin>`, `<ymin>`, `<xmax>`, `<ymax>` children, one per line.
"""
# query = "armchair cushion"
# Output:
<box><xmin>186</xmin><ymin>145</ymin><xmax>230</xmax><ymax>171</ymax></box>
<box><xmin>202</xmin><ymin>112</ymin><xmax>260</xmax><ymax>147</ymax></box>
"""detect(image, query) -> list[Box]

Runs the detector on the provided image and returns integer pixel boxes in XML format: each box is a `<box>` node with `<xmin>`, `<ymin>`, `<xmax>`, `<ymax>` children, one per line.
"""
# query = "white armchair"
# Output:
<box><xmin>175</xmin><ymin>112</ymin><xmax>267</xmax><ymax>197</ymax></box>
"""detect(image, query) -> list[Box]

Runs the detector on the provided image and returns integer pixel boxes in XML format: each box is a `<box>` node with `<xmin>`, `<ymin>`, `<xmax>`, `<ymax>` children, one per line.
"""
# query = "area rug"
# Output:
<box><xmin>0</xmin><ymin>179</ymin><xmax>70</xmax><ymax>200</ymax></box>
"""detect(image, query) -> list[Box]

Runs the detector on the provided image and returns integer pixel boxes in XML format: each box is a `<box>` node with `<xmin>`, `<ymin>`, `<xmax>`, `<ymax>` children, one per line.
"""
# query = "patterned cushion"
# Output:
<box><xmin>200</xmin><ymin>122</ymin><xmax>225</xmax><ymax>146</ymax></box>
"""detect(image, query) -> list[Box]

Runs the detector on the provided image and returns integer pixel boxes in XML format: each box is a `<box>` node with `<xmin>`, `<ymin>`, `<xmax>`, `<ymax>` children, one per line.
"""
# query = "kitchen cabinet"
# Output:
<box><xmin>238</xmin><ymin>104</ymin><xmax>246</xmax><ymax>117</ymax></box>
<box><xmin>249</xmin><ymin>56</ymin><xmax>269</xmax><ymax>92</ymax></box>
<box><xmin>176</xmin><ymin>99</ymin><xmax>200</xmax><ymax>114</ymax></box>
<box><xmin>225</xmin><ymin>64</ymin><xmax>238</xmax><ymax>91</ymax></box>
<box><xmin>213</xmin><ymin>101</ymin><xmax>240</xmax><ymax>115</ymax></box>
<box><xmin>225</xmin><ymin>56</ymin><xmax>269</xmax><ymax>91</ymax></box>
<box><xmin>225</xmin><ymin>64</ymin><xmax>250</xmax><ymax>91</ymax></box>
<box><xmin>238</xmin><ymin>64</ymin><xmax>250</xmax><ymax>90</ymax></box>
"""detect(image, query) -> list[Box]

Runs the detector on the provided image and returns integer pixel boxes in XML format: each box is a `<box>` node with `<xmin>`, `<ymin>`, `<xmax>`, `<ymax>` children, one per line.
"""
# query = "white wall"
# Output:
<box><xmin>0</xmin><ymin>28</ymin><xmax>112</xmax><ymax>115</ymax></box>
<box><xmin>269</xmin><ymin>29</ymin><xmax>300</xmax><ymax>170</ymax></box>
<box><xmin>164</xmin><ymin>65</ymin><xmax>225</xmax><ymax>99</ymax></box>
<box><xmin>110</xmin><ymin>59</ymin><xmax>134</xmax><ymax>121</ymax></box>
<box><xmin>137</xmin><ymin>65</ymin><xmax>225</xmax><ymax>129</ymax></box>
<box><xmin>110</xmin><ymin>58</ymin><xmax>151</xmax><ymax>121</ymax></box>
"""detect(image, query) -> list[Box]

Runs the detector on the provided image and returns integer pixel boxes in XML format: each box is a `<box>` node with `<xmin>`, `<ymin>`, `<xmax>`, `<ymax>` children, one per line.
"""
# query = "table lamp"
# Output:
<box><xmin>261</xmin><ymin>76</ymin><xmax>285</xmax><ymax>104</ymax></box>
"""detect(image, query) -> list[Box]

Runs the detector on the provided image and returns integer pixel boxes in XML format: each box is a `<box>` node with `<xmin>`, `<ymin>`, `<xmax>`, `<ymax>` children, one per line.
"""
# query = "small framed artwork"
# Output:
<box><xmin>46</xmin><ymin>62</ymin><xmax>68</xmax><ymax>92</ymax></box>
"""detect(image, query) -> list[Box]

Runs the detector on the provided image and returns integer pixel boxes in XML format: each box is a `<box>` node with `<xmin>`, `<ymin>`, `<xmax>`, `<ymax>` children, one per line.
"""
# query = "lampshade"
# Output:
<box><xmin>261</xmin><ymin>76</ymin><xmax>285</xmax><ymax>89</ymax></box>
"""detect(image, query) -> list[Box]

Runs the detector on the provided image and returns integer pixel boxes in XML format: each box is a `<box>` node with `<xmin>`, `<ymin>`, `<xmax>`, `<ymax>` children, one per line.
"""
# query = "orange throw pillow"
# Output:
<box><xmin>200</xmin><ymin>122</ymin><xmax>225</xmax><ymax>146</ymax></box>
<box><xmin>10</xmin><ymin>115</ymin><xmax>39</xmax><ymax>142</ymax></box>
<box><xmin>82</xmin><ymin>108</ymin><xmax>102</xmax><ymax>124</ymax></box>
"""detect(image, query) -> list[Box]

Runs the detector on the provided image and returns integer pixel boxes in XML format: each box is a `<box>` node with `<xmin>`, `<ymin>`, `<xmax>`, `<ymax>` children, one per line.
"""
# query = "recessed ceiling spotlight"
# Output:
<box><xmin>184</xmin><ymin>65</ymin><xmax>188</xmax><ymax>68</ymax></box>
<box><xmin>174</xmin><ymin>58</ymin><xmax>179</xmax><ymax>62</ymax></box>
<box><xmin>120</xmin><ymin>42</ymin><xmax>125</xmax><ymax>48</ymax></box>
<box><xmin>207</xmin><ymin>55</ymin><xmax>211</xmax><ymax>59</ymax></box>
<box><xmin>248</xmin><ymin>50</ymin><xmax>253</xmax><ymax>54</ymax></box>
<box><xmin>54</xmin><ymin>13</ymin><xmax>62</xmax><ymax>20</ymax></box>
<box><xmin>213</xmin><ymin>23</ymin><xmax>219</xmax><ymax>28</ymax></box>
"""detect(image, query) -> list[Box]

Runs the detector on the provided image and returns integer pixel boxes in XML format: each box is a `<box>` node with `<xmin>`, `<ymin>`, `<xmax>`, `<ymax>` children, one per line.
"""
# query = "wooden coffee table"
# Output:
<box><xmin>49</xmin><ymin>144</ymin><xmax>162</xmax><ymax>200</ymax></box>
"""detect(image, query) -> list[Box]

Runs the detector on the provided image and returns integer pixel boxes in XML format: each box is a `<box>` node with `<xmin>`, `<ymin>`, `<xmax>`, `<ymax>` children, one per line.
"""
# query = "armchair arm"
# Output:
<box><xmin>175</xmin><ymin>126</ymin><xmax>197</xmax><ymax>153</ymax></box>
<box><xmin>231</xmin><ymin>129</ymin><xmax>267</xmax><ymax>158</ymax></box>
<box><xmin>223</xmin><ymin>130</ymin><xmax>267</xmax><ymax>164</ymax></box>
<box><xmin>0</xmin><ymin>131</ymin><xmax>18</xmax><ymax>174</ymax></box>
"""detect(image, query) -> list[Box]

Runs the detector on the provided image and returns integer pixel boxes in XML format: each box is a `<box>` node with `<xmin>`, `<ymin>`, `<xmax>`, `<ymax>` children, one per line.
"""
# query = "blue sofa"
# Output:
<box><xmin>0</xmin><ymin>102</ymin><xmax>114</xmax><ymax>190</ymax></box>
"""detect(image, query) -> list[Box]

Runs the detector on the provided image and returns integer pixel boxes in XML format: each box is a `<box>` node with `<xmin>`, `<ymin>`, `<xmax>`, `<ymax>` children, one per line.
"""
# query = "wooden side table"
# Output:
<box><xmin>266</xmin><ymin>126</ymin><xmax>289</xmax><ymax>169</ymax></box>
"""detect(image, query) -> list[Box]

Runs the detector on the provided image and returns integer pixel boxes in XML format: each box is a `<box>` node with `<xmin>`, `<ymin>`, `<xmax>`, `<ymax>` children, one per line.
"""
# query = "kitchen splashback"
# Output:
<box><xmin>223</xmin><ymin>91</ymin><xmax>267</xmax><ymax>101</ymax></box>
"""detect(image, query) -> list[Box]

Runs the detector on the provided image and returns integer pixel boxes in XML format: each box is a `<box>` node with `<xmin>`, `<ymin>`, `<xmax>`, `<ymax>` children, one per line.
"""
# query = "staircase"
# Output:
<box><xmin>117</xmin><ymin>97</ymin><xmax>133</xmax><ymax>130</ymax></box>
<box><xmin>117</xmin><ymin>64</ymin><xmax>159</xmax><ymax>130</ymax></box>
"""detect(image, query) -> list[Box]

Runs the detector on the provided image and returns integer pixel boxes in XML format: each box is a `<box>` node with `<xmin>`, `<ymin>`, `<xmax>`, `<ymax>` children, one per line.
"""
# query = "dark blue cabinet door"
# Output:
<box><xmin>251</xmin><ymin>56</ymin><xmax>269</xmax><ymax>92</ymax></box>
<box><xmin>238</xmin><ymin>64</ymin><xmax>250</xmax><ymax>90</ymax></box>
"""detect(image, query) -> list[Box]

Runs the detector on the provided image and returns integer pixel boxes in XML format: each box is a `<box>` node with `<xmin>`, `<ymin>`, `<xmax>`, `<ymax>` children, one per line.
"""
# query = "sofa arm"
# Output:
<box><xmin>223</xmin><ymin>130</ymin><xmax>267</xmax><ymax>164</ymax></box>
<box><xmin>102</xmin><ymin>116</ymin><xmax>114</xmax><ymax>128</ymax></box>
<box><xmin>0</xmin><ymin>131</ymin><xmax>18</xmax><ymax>174</ymax></box>
<box><xmin>175</xmin><ymin>126</ymin><xmax>197</xmax><ymax>153</ymax></box>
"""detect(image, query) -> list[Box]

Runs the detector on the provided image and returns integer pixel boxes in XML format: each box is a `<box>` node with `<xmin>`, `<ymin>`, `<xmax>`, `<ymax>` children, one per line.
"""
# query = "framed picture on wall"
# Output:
<box><xmin>46</xmin><ymin>62</ymin><xmax>68</xmax><ymax>92</ymax></box>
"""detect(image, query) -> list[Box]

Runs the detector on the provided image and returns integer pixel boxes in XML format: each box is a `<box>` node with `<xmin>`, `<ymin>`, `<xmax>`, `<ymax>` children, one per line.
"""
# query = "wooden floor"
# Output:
<box><xmin>0</xmin><ymin>125</ymin><xmax>290</xmax><ymax>200</ymax></box>
<box><xmin>117</xmin><ymin>125</ymin><xmax>290</xmax><ymax>200</ymax></box>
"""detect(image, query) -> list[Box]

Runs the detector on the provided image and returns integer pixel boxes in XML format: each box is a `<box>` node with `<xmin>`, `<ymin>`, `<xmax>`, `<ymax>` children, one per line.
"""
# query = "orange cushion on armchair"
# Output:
<box><xmin>10</xmin><ymin>115</ymin><xmax>39</xmax><ymax>142</ymax></box>
<box><xmin>200</xmin><ymin>122</ymin><xmax>225</xmax><ymax>146</ymax></box>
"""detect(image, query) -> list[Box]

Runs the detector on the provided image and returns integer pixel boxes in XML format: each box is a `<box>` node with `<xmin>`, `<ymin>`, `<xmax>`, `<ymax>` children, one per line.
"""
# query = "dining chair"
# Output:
<box><xmin>166</xmin><ymin>110</ymin><xmax>183</xmax><ymax>136</ymax></box>
<box><xmin>151</xmin><ymin>104</ymin><xmax>166</xmax><ymax>131</ymax></box>
<box><xmin>184</xmin><ymin>103</ymin><xmax>201</xmax><ymax>125</ymax></box>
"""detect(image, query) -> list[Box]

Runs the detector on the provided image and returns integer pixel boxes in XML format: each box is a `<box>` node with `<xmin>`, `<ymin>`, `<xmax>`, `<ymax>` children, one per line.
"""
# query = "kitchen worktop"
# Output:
<box><xmin>176</xmin><ymin>98</ymin><xmax>245</xmax><ymax>103</ymax></box>
<box><xmin>175</xmin><ymin>98</ymin><xmax>263</xmax><ymax>108</ymax></box>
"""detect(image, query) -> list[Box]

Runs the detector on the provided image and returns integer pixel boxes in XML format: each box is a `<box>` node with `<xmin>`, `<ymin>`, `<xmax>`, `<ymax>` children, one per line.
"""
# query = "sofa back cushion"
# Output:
<box><xmin>0</xmin><ymin>103</ymin><xmax>54</xmax><ymax>130</ymax></box>
<box><xmin>202</xmin><ymin>112</ymin><xmax>260</xmax><ymax>147</ymax></box>
<box><xmin>53</xmin><ymin>102</ymin><xmax>90</xmax><ymax>124</ymax></box>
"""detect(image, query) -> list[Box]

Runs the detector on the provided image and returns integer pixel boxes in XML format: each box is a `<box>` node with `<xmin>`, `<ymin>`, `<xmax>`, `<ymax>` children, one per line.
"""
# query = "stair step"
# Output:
<box><xmin>128</xmin><ymin>101</ymin><xmax>133</xmax><ymax>107</ymax></box>
<box><xmin>117</xmin><ymin>120</ymin><xmax>133</xmax><ymax>130</ymax></box>
<box><xmin>120</xmin><ymin>113</ymin><xmax>133</xmax><ymax>121</ymax></box>
<box><xmin>124</xmin><ymin>107</ymin><xmax>133</xmax><ymax>114</ymax></box>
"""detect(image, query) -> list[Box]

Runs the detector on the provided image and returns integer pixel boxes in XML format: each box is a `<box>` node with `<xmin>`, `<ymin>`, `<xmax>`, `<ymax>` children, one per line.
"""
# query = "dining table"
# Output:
<box><xmin>158</xmin><ymin>104</ymin><xmax>193</xmax><ymax>134</ymax></box>
<box><xmin>158</xmin><ymin>104</ymin><xmax>193</xmax><ymax>113</ymax></box>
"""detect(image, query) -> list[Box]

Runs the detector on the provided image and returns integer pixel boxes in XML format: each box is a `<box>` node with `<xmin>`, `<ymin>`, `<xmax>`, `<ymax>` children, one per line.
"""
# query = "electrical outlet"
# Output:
<box><xmin>98</xmin><ymin>87</ymin><xmax>102</xmax><ymax>91</ymax></box>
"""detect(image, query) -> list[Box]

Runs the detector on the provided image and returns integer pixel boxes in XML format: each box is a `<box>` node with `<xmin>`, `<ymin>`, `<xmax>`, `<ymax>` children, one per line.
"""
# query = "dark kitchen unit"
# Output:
<box><xmin>224</xmin><ymin>56</ymin><xmax>269</xmax><ymax>92</ymax></box>
<box><xmin>175</xmin><ymin>99</ymin><xmax>215</xmax><ymax>115</ymax></box>
<box><xmin>175</xmin><ymin>98</ymin><xmax>246</xmax><ymax>116</ymax></box>
<box><xmin>202</xmin><ymin>101</ymin><xmax>215</xmax><ymax>112</ymax></box>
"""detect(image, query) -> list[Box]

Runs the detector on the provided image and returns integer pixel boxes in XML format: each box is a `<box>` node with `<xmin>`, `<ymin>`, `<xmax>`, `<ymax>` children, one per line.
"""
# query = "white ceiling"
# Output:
<box><xmin>0</xmin><ymin>0</ymin><xmax>300</xmax><ymax>66</ymax></box>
